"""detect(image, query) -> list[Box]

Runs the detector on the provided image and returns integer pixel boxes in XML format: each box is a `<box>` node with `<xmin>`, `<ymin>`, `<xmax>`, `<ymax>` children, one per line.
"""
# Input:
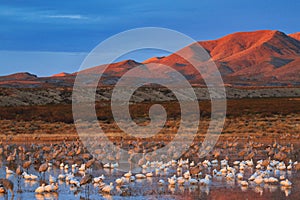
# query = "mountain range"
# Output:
<box><xmin>1</xmin><ymin>30</ymin><xmax>300</xmax><ymax>88</ymax></box>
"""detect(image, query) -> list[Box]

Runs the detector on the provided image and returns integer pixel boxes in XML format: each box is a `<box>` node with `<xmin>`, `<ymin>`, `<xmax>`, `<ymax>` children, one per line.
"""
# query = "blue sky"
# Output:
<box><xmin>0</xmin><ymin>0</ymin><xmax>299</xmax><ymax>76</ymax></box>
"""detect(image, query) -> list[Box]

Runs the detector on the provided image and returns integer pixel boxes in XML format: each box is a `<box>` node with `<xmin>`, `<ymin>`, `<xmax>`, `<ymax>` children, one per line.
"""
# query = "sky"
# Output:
<box><xmin>0</xmin><ymin>0</ymin><xmax>299</xmax><ymax>76</ymax></box>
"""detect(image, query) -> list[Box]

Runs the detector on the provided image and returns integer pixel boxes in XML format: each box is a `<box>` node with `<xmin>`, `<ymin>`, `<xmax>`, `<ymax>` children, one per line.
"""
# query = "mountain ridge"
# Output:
<box><xmin>1</xmin><ymin>29</ymin><xmax>300</xmax><ymax>87</ymax></box>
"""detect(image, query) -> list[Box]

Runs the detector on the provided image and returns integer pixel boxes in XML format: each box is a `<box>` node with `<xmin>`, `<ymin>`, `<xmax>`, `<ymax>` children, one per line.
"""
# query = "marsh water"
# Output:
<box><xmin>0</xmin><ymin>161</ymin><xmax>299</xmax><ymax>200</ymax></box>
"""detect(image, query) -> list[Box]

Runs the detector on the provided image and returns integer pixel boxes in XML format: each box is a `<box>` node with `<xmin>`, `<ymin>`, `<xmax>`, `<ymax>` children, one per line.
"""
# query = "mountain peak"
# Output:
<box><xmin>8</xmin><ymin>72</ymin><xmax>37</xmax><ymax>79</ymax></box>
<box><xmin>289</xmin><ymin>32</ymin><xmax>300</xmax><ymax>41</ymax></box>
<box><xmin>52</xmin><ymin>72</ymin><xmax>70</xmax><ymax>77</ymax></box>
<box><xmin>118</xmin><ymin>59</ymin><xmax>141</xmax><ymax>65</ymax></box>
<box><xmin>198</xmin><ymin>30</ymin><xmax>299</xmax><ymax>60</ymax></box>
<box><xmin>0</xmin><ymin>72</ymin><xmax>38</xmax><ymax>82</ymax></box>
<box><xmin>143</xmin><ymin>56</ymin><xmax>165</xmax><ymax>64</ymax></box>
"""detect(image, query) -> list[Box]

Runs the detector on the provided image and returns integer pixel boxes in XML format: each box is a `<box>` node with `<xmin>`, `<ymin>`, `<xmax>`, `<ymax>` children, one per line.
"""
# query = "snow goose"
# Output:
<box><xmin>280</xmin><ymin>179</ymin><xmax>292</xmax><ymax>188</ymax></box>
<box><xmin>35</xmin><ymin>183</ymin><xmax>45</xmax><ymax>193</ymax></box>
<box><xmin>199</xmin><ymin>175</ymin><xmax>210</xmax><ymax>186</ymax></box>
<box><xmin>158</xmin><ymin>179</ymin><xmax>165</xmax><ymax>185</ymax></box>
<box><xmin>253</xmin><ymin>176</ymin><xmax>264</xmax><ymax>185</ymax></box>
<box><xmin>177</xmin><ymin>177</ymin><xmax>185</xmax><ymax>185</ymax></box>
<box><xmin>240</xmin><ymin>181</ymin><xmax>248</xmax><ymax>187</ymax></box>
<box><xmin>115</xmin><ymin>177</ymin><xmax>125</xmax><ymax>185</ymax></box>
<box><xmin>236</xmin><ymin>172</ymin><xmax>244</xmax><ymax>180</ymax></box>
<box><xmin>101</xmin><ymin>182</ymin><xmax>114</xmax><ymax>194</ymax></box>
<box><xmin>5</xmin><ymin>167</ymin><xmax>14</xmax><ymax>175</ymax></box>
<box><xmin>168</xmin><ymin>177</ymin><xmax>177</xmax><ymax>186</ymax></box>
<box><xmin>135</xmin><ymin>174</ymin><xmax>146</xmax><ymax>179</ymax></box>
<box><xmin>123</xmin><ymin>171</ymin><xmax>132</xmax><ymax>178</ymax></box>
<box><xmin>49</xmin><ymin>175</ymin><xmax>57</xmax><ymax>184</ymax></box>
<box><xmin>188</xmin><ymin>177</ymin><xmax>198</xmax><ymax>185</ymax></box>
<box><xmin>146</xmin><ymin>172</ymin><xmax>153</xmax><ymax>177</ymax></box>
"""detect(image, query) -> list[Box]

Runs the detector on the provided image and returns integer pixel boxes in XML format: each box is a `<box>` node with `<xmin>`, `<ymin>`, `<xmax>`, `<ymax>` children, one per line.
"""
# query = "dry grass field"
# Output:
<box><xmin>0</xmin><ymin>98</ymin><xmax>299</xmax><ymax>148</ymax></box>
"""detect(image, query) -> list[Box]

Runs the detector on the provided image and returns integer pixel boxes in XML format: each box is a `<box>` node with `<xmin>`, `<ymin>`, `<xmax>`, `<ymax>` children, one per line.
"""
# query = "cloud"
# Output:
<box><xmin>0</xmin><ymin>5</ymin><xmax>90</xmax><ymax>22</ymax></box>
<box><xmin>45</xmin><ymin>14</ymin><xmax>88</xmax><ymax>20</ymax></box>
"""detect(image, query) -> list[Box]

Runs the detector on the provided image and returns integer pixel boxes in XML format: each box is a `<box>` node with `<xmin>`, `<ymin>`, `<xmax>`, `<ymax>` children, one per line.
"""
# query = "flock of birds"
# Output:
<box><xmin>0</xmin><ymin>137</ymin><xmax>298</xmax><ymax>199</ymax></box>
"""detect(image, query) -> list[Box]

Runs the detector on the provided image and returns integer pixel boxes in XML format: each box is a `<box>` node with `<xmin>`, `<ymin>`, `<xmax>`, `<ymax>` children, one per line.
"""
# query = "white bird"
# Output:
<box><xmin>278</xmin><ymin>163</ymin><xmax>286</xmax><ymax>171</ymax></box>
<box><xmin>146</xmin><ymin>172</ymin><xmax>153</xmax><ymax>177</ymax></box>
<box><xmin>176</xmin><ymin>166</ymin><xmax>182</xmax><ymax>172</ymax></box>
<box><xmin>65</xmin><ymin>173</ymin><xmax>75</xmax><ymax>182</ymax></box>
<box><xmin>23</xmin><ymin>172</ymin><xmax>38</xmax><ymax>180</ymax></box>
<box><xmin>256</xmin><ymin>163</ymin><xmax>262</xmax><ymax>169</ymax></box>
<box><xmin>246</xmin><ymin>159</ymin><xmax>254</xmax><ymax>166</ymax></box>
<box><xmin>226</xmin><ymin>173</ymin><xmax>235</xmax><ymax>180</ymax></box>
<box><xmin>110</xmin><ymin>163</ymin><xmax>119</xmax><ymax>169</ymax></box>
<box><xmin>221</xmin><ymin>159</ymin><xmax>228</xmax><ymax>166</ymax></box>
<box><xmin>72</xmin><ymin>164</ymin><xmax>77</xmax><ymax>170</ymax></box>
<box><xmin>280</xmin><ymin>179</ymin><xmax>292</xmax><ymax>187</ymax></box>
<box><xmin>268</xmin><ymin>177</ymin><xmax>278</xmax><ymax>183</ymax></box>
<box><xmin>101</xmin><ymin>182</ymin><xmax>114</xmax><ymax>194</ymax></box>
<box><xmin>199</xmin><ymin>175</ymin><xmax>210</xmax><ymax>186</ymax></box>
<box><xmin>49</xmin><ymin>175</ymin><xmax>57</xmax><ymax>183</ymax></box>
<box><xmin>254</xmin><ymin>176</ymin><xmax>264</xmax><ymax>185</ymax></box>
<box><xmin>233</xmin><ymin>160</ymin><xmax>240</xmax><ymax>165</ymax></box>
<box><xmin>183</xmin><ymin>171</ymin><xmax>190</xmax><ymax>179</ymax></box>
<box><xmin>58</xmin><ymin>174</ymin><xmax>66</xmax><ymax>180</ymax></box>
<box><xmin>189</xmin><ymin>177</ymin><xmax>198</xmax><ymax>185</ymax></box>
<box><xmin>5</xmin><ymin>167</ymin><xmax>14</xmax><ymax>175</ymax></box>
<box><xmin>135</xmin><ymin>174</ymin><xmax>146</xmax><ymax>179</ymax></box>
<box><xmin>124</xmin><ymin>171</ymin><xmax>132</xmax><ymax>178</ymax></box>
<box><xmin>177</xmin><ymin>177</ymin><xmax>185</xmax><ymax>185</ymax></box>
<box><xmin>115</xmin><ymin>177</ymin><xmax>125</xmax><ymax>185</ymax></box>
<box><xmin>168</xmin><ymin>177</ymin><xmax>177</xmax><ymax>185</ymax></box>
<box><xmin>211</xmin><ymin>159</ymin><xmax>218</xmax><ymax>165</ymax></box>
<box><xmin>220</xmin><ymin>167</ymin><xmax>227</xmax><ymax>174</ymax></box>
<box><xmin>93</xmin><ymin>175</ymin><xmax>105</xmax><ymax>183</ymax></box>
<box><xmin>44</xmin><ymin>183</ymin><xmax>55</xmax><ymax>192</ymax></box>
<box><xmin>190</xmin><ymin>161</ymin><xmax>195</xmax><ymax>167</ymax></box>
<box><xmin>60</xmin><ymin>163</ymin><xmax>64</xmax><ymax>168</ymax></box>
<box><xmin>35</xmin><ymin>184</ymin><xmax>45</xmax><ymax>193</ymax></box>
<box><xmin>239</xmin><ymin>164</ymin><xmax>245</xmax><ymax>171</ymax></box>
<box><xmin>213</xmin><ymin>169</ymin><xmax>222</xmax><ymax>176</ymax></box>
<box><xmin>293</xmin><ymin>161</ymin><xmax>298</xmax><ymax>165</ymax></box>
<box><xmin>240</xmin><ymin>181</ymin><xmax>248</xmax><ymax>187</ymax></box>
<box><xmin>202</xmin><ymin>160</ymin><xmax>211</xmax><ymax>167</ymax></box>
<box><xmin>30</xmin><ymin>174</ymin><xmax>38</xmax><ymax>180</ymax></box>
<box><xmin>69</xmin><ymin>178</ymin><xmax>80</xmax><ymax>187</ymax></box>
<box><xmin>129</xmin><ymin>176</ymin><xmax>136</xmax><ymax>182</ymax></box>
<box><xmin>158</xmin><ymin>179</ymin><xmax>165</xmax><ymax>185</ymax></box>
<box><xmin>78</xmin><ymin>164</ymin><xmax>86</xmax><ymax>171</ymax></box>
<box><xmin>279</xmin><ymin>175</ymin><xmax>286</xmax><ymax>180</ymax></box>
<box><xmin>236</xmin><ymin>172</ymin><xmax>244</xmax><ymax>180</ymax></box>
<box><xmin>22</xmin><ymin>172</ymin><xmax>31</xmax><ymax>180</ymax></box>
<box><xmin>103</xmin><ymin>163</ymin><xmax>110</xmax><ymax>168</ymax></box>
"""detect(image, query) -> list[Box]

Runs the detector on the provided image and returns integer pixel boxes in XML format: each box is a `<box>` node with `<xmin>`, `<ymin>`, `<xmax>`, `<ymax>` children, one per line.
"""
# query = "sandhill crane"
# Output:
<box><xmin>80</xmin><ymin>173</ymin><xmax>93</xmax><ymax>198</ymax></box>
<box><xmin>0</xmin><ymin>178</ymin><xmax>14</xmax><ymax>197</ymax></box>
<box><xmin>6</xmin><ymin>149</ymin><xmax>16</xmax><ymax>163</ymax></box>
<box><xmin>38</xmin><ymin>162</ymin><xmax>48</xmax><ymax>180</ymax></box>
<box><xmin>23</xmin><ymin>158</ymin><xmax>32</xmax><ymax>173</ymax></box>
<box><xmin>16</xmin><ymin>165</ymin><xmax>23</xmax><ymax>192</ymax></box>
<box><xmin>86</xmin><ymin>158</ymin><xmax>95</xmax><ymax>169</ymax></box>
